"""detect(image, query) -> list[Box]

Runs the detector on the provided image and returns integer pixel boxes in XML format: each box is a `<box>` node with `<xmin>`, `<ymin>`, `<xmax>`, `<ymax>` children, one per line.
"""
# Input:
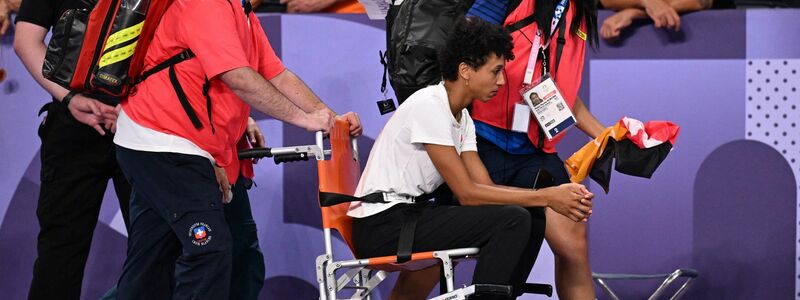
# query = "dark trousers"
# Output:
<box><xmin>476</xmin><ymin>136</ymin><xmax>570</xmax><ymax>294</ymax></box>
<box><xmin>101</xmin><ymin>176</ymin><xmax>265</xmax><ymax>300</ymax></box>
<box><xmin>115</xmin><ymin>147</ymin><xmax>232</xmax><ymax>300</ymax></box>
<box><xmin>352</xmin><ymin>202</ymin><xmax>545</xmax><ymax>299</ymax></box>
<box><xmin>476</xmin><ymin>136</ymin><xmax>570</xmax><ymax>188</ymax></box>
<box><xmin>225</xmin><ymin>177</ymin><xmax>265</xmax><ymax>300</ymax></box>
<box><xmin>29</xmin><ymin>101</ymin><xmax>131</xmax><ymax>300</ymax></box>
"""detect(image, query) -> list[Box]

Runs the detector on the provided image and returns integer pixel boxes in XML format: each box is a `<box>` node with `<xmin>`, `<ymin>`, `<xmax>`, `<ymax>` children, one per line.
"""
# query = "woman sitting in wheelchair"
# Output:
<box><xmin>348</xmin><ymin>17</ymin><xmax>594</xmax><ymax>299</ymax></box>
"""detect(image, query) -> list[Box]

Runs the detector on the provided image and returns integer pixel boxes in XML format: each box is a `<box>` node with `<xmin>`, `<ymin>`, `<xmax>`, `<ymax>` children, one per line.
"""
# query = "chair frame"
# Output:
<box><xmin>592</xmin><ymin>268</ymin><xmax>699</xmax><ymax>300</ymax></box>
<box><xmin>312</xmin><ymin>121</ymin><xmax>491</xmax><ymax>300</ymax></box>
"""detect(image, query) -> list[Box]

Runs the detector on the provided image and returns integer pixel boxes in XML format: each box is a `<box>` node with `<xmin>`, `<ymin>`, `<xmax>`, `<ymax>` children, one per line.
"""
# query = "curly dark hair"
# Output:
<box><xmin>438</xmin><ymin>17</ymin><xmax>515</xmax><ymax>82</ymax></box>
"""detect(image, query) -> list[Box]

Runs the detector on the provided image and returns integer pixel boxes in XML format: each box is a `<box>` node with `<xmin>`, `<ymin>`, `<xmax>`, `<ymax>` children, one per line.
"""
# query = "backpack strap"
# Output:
<box><xmin>202</xmin><ymin>77</ymin><xmax>216</xmax><ymax>134</ymax></box>
<box><xmin>504</xmin><ymin>0</ymin><xmax>534</xmax><ymax>34</ymax></box>
<box><xmin>139</xmin><ymin>49</ymin><xmax>195</xmax><ymax>83</ymax></box>
<box><xmin>138</xmin><ymin>48</ymin><xmax>216</xmax><ymax>133</ymax></box>
<box><xmin>168</xmin><ymin>64</ymin><xmax>204</xmax><ymax>130</ymax></box>
<box><xmin>505</xmin><ymin>14</ymin><xmax>535</xmax><ymax>33</ymax></box>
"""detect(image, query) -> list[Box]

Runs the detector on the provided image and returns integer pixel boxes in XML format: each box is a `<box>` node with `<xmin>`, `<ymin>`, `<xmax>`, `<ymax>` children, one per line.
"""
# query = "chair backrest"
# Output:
<box><xmin>317</xmin><ymin>120</ymin><xmax>361</xmax><ymax>252</ymax></box>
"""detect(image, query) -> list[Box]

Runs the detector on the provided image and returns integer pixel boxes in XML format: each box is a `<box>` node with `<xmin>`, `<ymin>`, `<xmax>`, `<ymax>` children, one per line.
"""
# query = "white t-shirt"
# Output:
<box><xmin>114</xmin><ymin>109</ymin><xmax>214</xmax><ymax>163</ymax></box>
<box><xmin>347</xmin><ymin>82</ymin><xmax>477</xmax><ymax>218</ymax></box>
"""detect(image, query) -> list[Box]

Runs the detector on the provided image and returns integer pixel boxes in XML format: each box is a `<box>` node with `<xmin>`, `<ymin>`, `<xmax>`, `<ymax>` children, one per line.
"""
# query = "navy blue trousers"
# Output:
<box><xmin>103</xmin><ymin>176</ymin><xmax>265</xmax><ymax>300</ymax></box>
<box><xmin>476</xmin><ymin>136</ymin><xmax>570</xmax><ymax>188</ymax></box>
<box><xmin>115</xmin><ymin>147</ymin><xmax>232</xmax><ymax>300</ymax></box>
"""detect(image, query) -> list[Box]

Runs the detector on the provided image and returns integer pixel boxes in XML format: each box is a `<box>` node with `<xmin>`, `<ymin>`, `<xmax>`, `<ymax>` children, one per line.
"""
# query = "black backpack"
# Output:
<box><xmin>383</xmin><ymin>0</ymin><xmax>475</xmax><ymax>104</ymax></box>
<box><xmin>384</xmin><ymin>0</ymin><xmax>543</xmax><ymax>104</ymax></box>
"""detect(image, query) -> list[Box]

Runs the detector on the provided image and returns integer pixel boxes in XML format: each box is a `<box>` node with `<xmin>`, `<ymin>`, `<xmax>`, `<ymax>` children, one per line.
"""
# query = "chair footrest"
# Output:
<box><xmin>520</xmin><ymin>283</ymin><xmax>553</xmax><ymax>297</ymax></box>
<box><xmin>473</xmin><ymin>284</ymin><xmax>512</xmax><ymax>296</ymax></box>
<box><xmin>429</xmin><ymin>284</ymin><xmax>511</xmax><ymax>300</ymax></box>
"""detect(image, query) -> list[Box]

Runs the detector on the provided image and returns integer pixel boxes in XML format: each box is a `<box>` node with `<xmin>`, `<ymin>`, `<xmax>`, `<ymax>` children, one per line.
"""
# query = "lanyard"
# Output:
<box><xmin>241</xmin><ymin>0</ymin><xmax>252</xmax><ymax>27</ymax></box>
<box><xmin>522</xmin><ymin>0</ymin><xmax>568</xmax><ymax>85</ymax></box>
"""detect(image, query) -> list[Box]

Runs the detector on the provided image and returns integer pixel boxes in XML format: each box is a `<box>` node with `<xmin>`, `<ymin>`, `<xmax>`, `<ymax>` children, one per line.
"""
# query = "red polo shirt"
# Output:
<box><xmin>122</xmin><ymin>0</ymin><xmax>284</xmax><ymax>180</ymax></box>
<box><xmin>471</xmin><ymin>0</ymin><xmax>587</xmax><ymax>153</ymax></box>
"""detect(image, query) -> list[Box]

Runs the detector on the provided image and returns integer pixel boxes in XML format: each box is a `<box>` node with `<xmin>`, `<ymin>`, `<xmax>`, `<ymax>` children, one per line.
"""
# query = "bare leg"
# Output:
<box><xmin>545</xmin><ymin>207</ymin><xmax>595</xmax><ymax>300</ymax></box>
<box><xmin>389</xmin><ymin>267</ymin><xmax>441</xmax><ymax>300</ymax></box>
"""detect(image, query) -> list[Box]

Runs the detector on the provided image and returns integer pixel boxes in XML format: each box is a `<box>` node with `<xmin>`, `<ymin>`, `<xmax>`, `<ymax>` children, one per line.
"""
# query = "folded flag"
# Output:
<box><xmin>565</xmin><ymin>117</ymin><xmax>680</xmax><ymax>193</ymax></box>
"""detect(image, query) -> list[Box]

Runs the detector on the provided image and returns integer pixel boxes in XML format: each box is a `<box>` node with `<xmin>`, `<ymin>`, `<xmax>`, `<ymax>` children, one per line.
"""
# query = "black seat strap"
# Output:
<box><xmin>319</xmin><ymin>192</ymin><xmax>365</xmax><ymax>207</ymax></box>
<box><xmin>340</xmin><ymin>187</ymin><xmax>454</xmax><ymax>264</ymax></box>
<box><xmin>396</xmin><ymin>202</ymin><xmax>425</xmax><ymax>263</ymax></box>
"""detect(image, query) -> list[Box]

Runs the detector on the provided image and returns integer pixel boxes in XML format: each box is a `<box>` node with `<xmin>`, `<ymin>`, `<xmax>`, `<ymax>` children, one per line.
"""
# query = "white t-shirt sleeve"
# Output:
<box><xmin>408</xmin><ymin>102</ymin><xmax>455</xmax><ymax>146</ymax></box>
<box><xmin>462</xmin><ymin>112</ymin><xmax>478</xmax><ymax>152</ymax></box>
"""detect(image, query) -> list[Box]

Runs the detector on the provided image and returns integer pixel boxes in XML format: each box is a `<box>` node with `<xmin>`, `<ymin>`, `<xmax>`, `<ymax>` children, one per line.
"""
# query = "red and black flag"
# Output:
<box><xmin>565</xmin><ymin>117</ymin><xmax>680</xmax><ymax>193</ymax></box>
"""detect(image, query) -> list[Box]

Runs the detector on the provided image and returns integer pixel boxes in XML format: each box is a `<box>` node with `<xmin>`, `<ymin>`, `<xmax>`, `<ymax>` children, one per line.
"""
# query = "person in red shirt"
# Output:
<box><xmin>112</xmin><ymin>0</ymin><xmax>361</xmax><ymax>299</ymax></box>
<box><xmin>468</xmin><ymin>1</ymin><xmax>605</xmax><ymax>298</ymax></box>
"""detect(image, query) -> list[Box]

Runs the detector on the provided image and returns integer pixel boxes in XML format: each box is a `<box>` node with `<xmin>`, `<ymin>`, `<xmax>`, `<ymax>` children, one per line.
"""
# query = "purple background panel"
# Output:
<box><xmin>693</xmin><ymin>140</ymin><xmax>796</xmax><ymax>299</ymax></box>
<box><xmin>588</xmin><ymin>59</ymin><xmax>745</xmax><ymax>298</ymax></box>
<box><xmin>746</xmin><ymin>9</ymin><xmax>800</xmax><ymax>59</ymax></box>
<box><xmin>594</xmin><ymin>10</ymin><xmax>746</xmax><ymax>60</ymax></box>
<box><xmin>0</xmin><ymin>37</ymin><xmax>49</xmax><ymax>228</ymax></box>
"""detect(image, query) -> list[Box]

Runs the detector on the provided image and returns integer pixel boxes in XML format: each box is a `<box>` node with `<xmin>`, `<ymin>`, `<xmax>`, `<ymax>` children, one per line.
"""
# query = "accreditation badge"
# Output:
<box><xmin>520</xmin><ymin>74</ymin><xmax>576</xmax><ymax>140</ymax></box>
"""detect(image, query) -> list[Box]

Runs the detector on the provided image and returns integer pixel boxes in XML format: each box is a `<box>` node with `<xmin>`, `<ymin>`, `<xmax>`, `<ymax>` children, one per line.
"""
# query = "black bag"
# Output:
<box><xmin>384</xmin><ymin>0</ymin><xmax>540</xmax><ymax>103</ymax></box>
<box><xmin>384</xmin><ymin>0</ymin><xmax>474</xmax><ymax>103</ymax></box>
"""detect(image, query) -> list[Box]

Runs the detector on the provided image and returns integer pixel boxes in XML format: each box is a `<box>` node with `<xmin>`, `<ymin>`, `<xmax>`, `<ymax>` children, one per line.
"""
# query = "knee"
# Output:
<box><xmin>498</xmin><ymin>205</ymin><xmax>532</xmax><ymax>235</ymax></box>
<box><xmin>551</xmin><ymin>234</ymin><xmax>589</xmax><ymax>263</ymax></box>
<box><xmin>527</xmin><ymin>207</ymin><xmax>546</xmax><ymax>238</ymax></box>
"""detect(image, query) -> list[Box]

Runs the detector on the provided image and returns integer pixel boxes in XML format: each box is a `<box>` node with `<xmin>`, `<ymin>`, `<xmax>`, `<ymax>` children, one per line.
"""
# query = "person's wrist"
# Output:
<box><xmin>538</xmin><ymin>188</ymin><xmax>552</xmax><ymax>207</ymax></box>
<box><xmin>62</xmin><ymin>91</ymin><xmax>79</xmax><ymax>109</ymax></box>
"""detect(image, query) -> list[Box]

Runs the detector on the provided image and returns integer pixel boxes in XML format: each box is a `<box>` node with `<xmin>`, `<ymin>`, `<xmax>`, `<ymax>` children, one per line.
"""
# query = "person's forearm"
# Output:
<box><xmin>221</xmin><ymin>67</ymin><xmax>309</xmax><ymax>129</ymax></box>
<box><xmin>573</xmin><ymin>96</ymin><xmax>605</xmax><ymax>139</ymax></box>
<box><xmin>601</xmin><ymin>0</ymin><xmax>649</xmax><ymax>10</ymax></box>
<box><xmin>269</xmin><ymin>69</ymin><xmax>331</xmax><ymax>113</ymax></box>
<box><xmin>457</xmin><ymin>182</ymin><xmax>551</xmax><ymax>207</ymax></box>
<box><xmin>623</xmin><ymin>7</ymin><xmax>649</xmax><ymax>19</ymax></box>
<box><xmin>13</xmin><ymin>22</ymin><xmax>71</xmax><ymax>101</ymax></box>
<box><xmin>667</xmin><ymin>0</ymin><xmax>710</xmax><ymax>12</ymax></box>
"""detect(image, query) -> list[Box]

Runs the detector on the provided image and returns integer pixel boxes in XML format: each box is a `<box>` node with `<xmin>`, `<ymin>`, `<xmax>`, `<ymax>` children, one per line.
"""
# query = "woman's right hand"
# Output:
<box><xmin>542</xmin><ymin>183</ymin><xmax>594</xmax><ymax>222</ymax></box>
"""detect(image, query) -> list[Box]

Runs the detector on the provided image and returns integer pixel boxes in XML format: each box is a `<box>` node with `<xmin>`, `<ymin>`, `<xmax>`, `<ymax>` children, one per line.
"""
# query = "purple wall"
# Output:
<box><xmin>1</xmin><ymin>9</ymin><xmax>799</xmax><ymax>300</ymax></box>
<box><xmin>585</xmin><ymin>9</ymin><xmax>800</xmax><ymax>299</ymax></box>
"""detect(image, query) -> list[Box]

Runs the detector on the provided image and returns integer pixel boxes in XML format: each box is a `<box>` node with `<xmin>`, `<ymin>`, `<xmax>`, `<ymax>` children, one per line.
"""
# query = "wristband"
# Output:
<box><xmin>62</xmin><ymin>91</ymin><xmax>78</xmax><ymax>108</ymax></box>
